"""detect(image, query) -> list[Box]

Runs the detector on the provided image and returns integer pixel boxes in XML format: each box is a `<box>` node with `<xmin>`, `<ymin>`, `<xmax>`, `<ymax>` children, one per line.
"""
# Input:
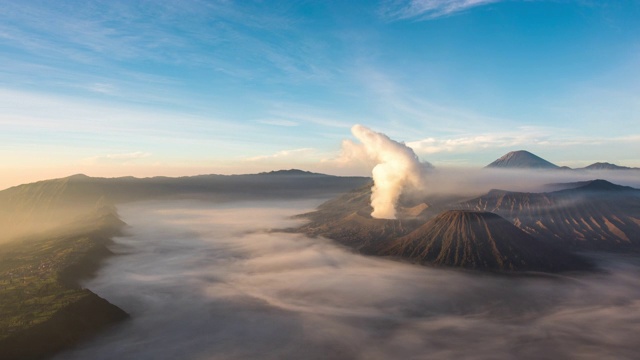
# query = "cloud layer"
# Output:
<box><xmin>56</xmin><ymin>199</ymin><xmax>640</xmax><ymax>360</ymax></box>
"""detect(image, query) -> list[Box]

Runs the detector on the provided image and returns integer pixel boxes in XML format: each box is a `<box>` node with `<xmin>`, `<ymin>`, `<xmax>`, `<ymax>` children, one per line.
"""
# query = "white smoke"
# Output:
<box><xmin>346</xmin><ymin>124</ymin><xmax>430</xmax><ymax>219</ymax></box>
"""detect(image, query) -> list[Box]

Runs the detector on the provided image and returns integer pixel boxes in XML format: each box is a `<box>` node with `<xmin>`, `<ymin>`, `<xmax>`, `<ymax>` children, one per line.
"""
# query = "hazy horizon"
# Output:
<box><xmin>1</xmin><ymin>1</ymin><xmax>639</xmax><ymax>190</ymax></box>
<box><xmin>3</xmin><ymin>3</ymin><xmax>640</xmax><ymax>356</ymax></box>
<box><xmin>4</xmin><ymin>164</ymin><xmax>640</xmax><ymax>194</ymax></box>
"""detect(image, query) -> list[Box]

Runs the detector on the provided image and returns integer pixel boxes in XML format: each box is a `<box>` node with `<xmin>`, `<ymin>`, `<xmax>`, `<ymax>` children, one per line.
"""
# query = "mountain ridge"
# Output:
<box><xmin>383</xmin><ymin>210</ymin><xmax>592</xmax><ymax>272</ymax></box>
<box><xmin>0</xmin><ymin>170</ymin><xmax>370</xmax><ymax>243</ymax></box>
<box><xmin>581</xmin><ymin>162</ymin><xmax>639</xmax><ymax>170</ymax></box>
<box><xmin>458</xmin><ymin>180</ymin><xmax>640</xmax><ymax>251</ymax></box>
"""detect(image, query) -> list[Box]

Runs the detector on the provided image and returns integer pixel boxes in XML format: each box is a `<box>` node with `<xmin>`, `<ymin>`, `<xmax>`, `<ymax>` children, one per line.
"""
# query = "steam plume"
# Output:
<box><xmin>348</xmin><ymin>124</ymin><xmax>429</xmax><ymax>219</ymax></box>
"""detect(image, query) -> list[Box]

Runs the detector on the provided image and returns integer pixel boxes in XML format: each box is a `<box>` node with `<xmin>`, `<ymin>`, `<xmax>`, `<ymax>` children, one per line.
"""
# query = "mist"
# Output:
<box><xmin>418</xmin><ymin>167</ymin><xmax>640</xmax><ymax>199</ymax></box>
<box><xmin>54</xmin><ymin>199</ymin><xmax>640</xmax><ymax>360</ymax></box>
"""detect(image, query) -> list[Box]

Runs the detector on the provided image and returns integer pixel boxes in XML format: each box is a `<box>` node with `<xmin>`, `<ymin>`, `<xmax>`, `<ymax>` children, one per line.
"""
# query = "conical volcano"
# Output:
<box><xmin>383</xmin><ymin>210</ymin><xmax>591</xmax><ymax>272</ymax></box>
<box><xmin>485</xmin><ymin>150</ymin><xmax>559</xmax><ymax>169</ymax></box>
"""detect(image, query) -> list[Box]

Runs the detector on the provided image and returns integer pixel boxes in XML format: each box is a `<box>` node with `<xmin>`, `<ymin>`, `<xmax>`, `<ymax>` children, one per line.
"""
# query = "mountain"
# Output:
<box><xmin>485</xmin><ymin>150</ymin><xmax>559</xmax><ymax>169</ymax></box>
<box><xmin>0</xmin><ymin>170</ymin><xmax>370</xmax><ymax>358</ymax></box>
<box><xmin>559</xmin><ymin>179</ymin><xmax>637</xmax><ymax>192</ymax></box>
<box><xmin>296</xmin><ymin>178</ymin><xmax>640</xmax><ymax>272</ymax></box>
<box><xmin>458</xmin><ymin>180</ymin><xmax>640</xmax><ymax>251</ymax></box>
<box><xmin>581</xmin><ymin>162</ymin><xmax>639</xmax><ymax>170</ymax></box>
<box><xmin>296</xmin><ymin>185</ymin><xmax>596</xmax><ymax>272</ymax></box>
<box><xmin>0</xmin><ymin>171</ymin><xmax>370</xmax><ymax>242</ymax></box>
<box><xmin>382</xmin><ymin>210</ymin><xmax>592</xmax><ymax>272</ymax></box>
<box><xmin>0</xmin><ymin>206</ymin><xmax>128</xmax><ymax>360</ymax></box>
<box><xmin>295</xmin><ymin>184</ymin><xmax>420</xmax><ymax>253</ymax></box>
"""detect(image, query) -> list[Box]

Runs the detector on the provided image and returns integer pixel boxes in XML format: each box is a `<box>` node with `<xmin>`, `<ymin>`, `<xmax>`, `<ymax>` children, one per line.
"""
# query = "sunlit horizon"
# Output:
<box><xmin>2</xmin><ymin>1</ymin><xmax>639</xmax><ymax>190</ymax></box>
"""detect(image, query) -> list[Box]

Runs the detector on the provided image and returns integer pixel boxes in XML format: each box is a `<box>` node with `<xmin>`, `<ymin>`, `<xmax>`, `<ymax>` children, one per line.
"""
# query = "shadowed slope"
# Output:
<box><xmin>581</xmin><ymin>162</ymin><xmax>639</xmax><ymax>170</ymax></box>
<box><xmin>383</xmin><ymin>211</ymin><xmax>592</xmax><ymax>272</ymax></box>
<box><xmin>295</xmin><ymin>183</ymin><xmax>444</xmax><ymax>253</ymax></box>
<box><xmin>459</xmin><ymin>180</ymin><xmax>640</xmax><ymax>251</ymax></box>
<box><xmin>0</xmin><ymin>206</ymin><xmax>129</xmax><ymax>359</ymax></box>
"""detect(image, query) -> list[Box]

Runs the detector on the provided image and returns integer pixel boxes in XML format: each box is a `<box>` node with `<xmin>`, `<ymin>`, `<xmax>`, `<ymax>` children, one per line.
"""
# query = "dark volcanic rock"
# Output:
<box><xmin>383</xmin><ymin>210</ymin><xmax>592</xmax><ymax>272</ymax></box>
<box><xmin>458</xmin><ymin>180</ymin><xmax>640</xmax><ymax>251</ymax></box>
<box><xmin>296</xmin><ymin>184</ymin><xmax>443</xmax><ymax>254</ymax></box>
<box><xmin>296</xmin><ymin>186</ymin><xmax>596</xmax><ymax>273</ymax></box>
<box><xmin>296</xmin><ymin>184</ymin><xmax>415</xmax><ymax>253</ymax></box>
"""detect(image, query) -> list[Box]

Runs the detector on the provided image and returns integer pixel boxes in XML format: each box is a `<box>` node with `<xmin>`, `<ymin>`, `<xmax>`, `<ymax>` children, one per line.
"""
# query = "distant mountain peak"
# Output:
<box><xmin>572</xmin><ymin>179</ymin><xmax>636</xmax><ymax>192</ymax></box>
<box><xmin>260</xmin><ymin>169</ymin><xmax>319</xmax><ymax>176</ymax></box>
<box><xmin>582</xmin><ymin>162</ymin><xmax>634</xmax><ymax>170</ymax></box>
<box><xmin>67</xmin><ymin>173</ymin><xmax>90</xmax><ymax>180</ymax></box>
<box><xmin>485</xmin><ymin>150</ymin><xmax>559</xmax><ymax>169</ymax></box>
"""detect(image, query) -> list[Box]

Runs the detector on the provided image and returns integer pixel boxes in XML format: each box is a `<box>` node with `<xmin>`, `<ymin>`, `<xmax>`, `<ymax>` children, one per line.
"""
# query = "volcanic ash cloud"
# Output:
<box><xmin>348</xmin><ymin>124</ymin><xmax>430</xmax><ymax>219</ymax></box>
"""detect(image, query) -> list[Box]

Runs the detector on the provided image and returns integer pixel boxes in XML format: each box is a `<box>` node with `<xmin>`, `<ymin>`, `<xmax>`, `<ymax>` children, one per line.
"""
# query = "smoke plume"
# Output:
<box><xmin>347</xmin><ymin>124</ymin><xmax>430</xmax><ymax>219</ymax></box>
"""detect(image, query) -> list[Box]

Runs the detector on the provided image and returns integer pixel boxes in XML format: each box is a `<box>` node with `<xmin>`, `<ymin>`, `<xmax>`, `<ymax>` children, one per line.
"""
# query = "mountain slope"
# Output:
<box><xmin>296</xmin><ymin>178</ymin><xmax>640</xmax><ymax>272</ymax></box>
<box><xmin>295</xmin><ymin>185</ymin><xmax>596</xmax><ymax>272</ymax></box>
<box><xmin>0</xmin><ymin>206</ymin><xmax>129</xmax><ymax>359</ymax></box>
<box><xmin>296</xmin><ymin>184</ymin><xmax>416</xmax><ymax>253</ymax></box>
<box><xmin>458</xmin><ymin>180</ymin><xmax>640</xmax><ymax>251</ymax></box>
<box><xmin>581</xmin><ymin>162</ymin><xmax>638</xmax><ymax>170</ymax></box>
<box><xmin>485</xmin><ymin>150</ymin><xmax>559</xmax><ymax>169</ymax></box>
<box><xmin>0</xmin><ymin>171</ymin><xmax>370</xmax><ymax>242</ymax></box>
<box><xmin>383</xmin><ymin>210</ymin><xmax>592</xmax><ymax>272</ymax></box>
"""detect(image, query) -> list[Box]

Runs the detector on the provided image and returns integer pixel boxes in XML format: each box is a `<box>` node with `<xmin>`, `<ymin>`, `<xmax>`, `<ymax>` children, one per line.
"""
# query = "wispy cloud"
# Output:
<box><xmin>404</xmin><ymin>127</ymin><xmax>630</xmax><ymax>156</ymax></box>
<box><xmin>407</xmin><ymin>129</ymin><xmax>553</xmax><ymax>154</ymax></box>
<box><xmin>244</xmin><ymin>148</ymin><xmax>316</xmax><ymax>162</ymax></box>
<box><xmin>380</xmin><ymin>0</ymin><xmax>501</xmax><ymax>21</ymax></box>
<box><xmin>256</xmin><ymin>119</ymin><xmax>299</xmax><ymax>127</ymax></box>
<box><xmin>267</xmin><ymin>103</ymin><xmax>354</xmax><ymax>129</ymax></box>
<box><xmin>353</xmin><ymin>65</ymin><xmax>515</xmax><ymax>135</ymax></box>
<box><xmin>84</xmin><ymin>151</ymin><xmax>152</xmax><ymax>165</ymax></box>
<box><xmin>87</xmin><ymin>82</ymin><xmax>117</xmax><ymax>95</ymax></box>
<box><xmin>0</xmin><ymin>87</ymin><xmax>255</xmax><ymax>154</ymax></box>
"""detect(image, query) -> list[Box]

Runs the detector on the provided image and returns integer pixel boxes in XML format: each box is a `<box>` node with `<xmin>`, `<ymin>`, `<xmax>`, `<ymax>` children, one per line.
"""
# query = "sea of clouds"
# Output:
<box><xmin>55</xmin><ymin>199</ymin><xmax>640</xmax><ymax>360</ymax></box>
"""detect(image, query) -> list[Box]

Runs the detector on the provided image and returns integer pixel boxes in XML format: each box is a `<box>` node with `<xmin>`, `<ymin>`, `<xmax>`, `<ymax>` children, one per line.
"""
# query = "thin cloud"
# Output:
<box><xmin>244</xmin><ymin>148</ymin><xmax>316</xmax><ymax>162</ymax></box>
<box><xmin>406</xmin><ymin>130</ymin><xmax>617</xmax><ymax>156</ymax></box>
<box><xmin>87</xmin><ymin>82</ymin><xmax>117</xmax><ymax>95</ymax></box>
<box><xmin>84</xmin><ymin>151</ymin><xmax>152</xmax><ymax>165</ymax></box>
<box><xmin>256</xmin><ymin>119</ymin><xmax>299</xmax><ymax>127</ymax></box>
<box><xmin>407</xmin><ymin>130</ymin><xmax>551</xmax><ymax>154</ymax></box>
<box><xmin>380</xmin><ymin>0</ymin><xmax>502</xmax><ymax>21</ymax></box>
<box><xmin>267</xmin><ymin>104</ymin><xmax>354</xmax><ymax>129</ymax></box>
<box><xmin>353</xmin><ymin>65</ymin><xmax>515</xmax><ymax>135</ymax></box>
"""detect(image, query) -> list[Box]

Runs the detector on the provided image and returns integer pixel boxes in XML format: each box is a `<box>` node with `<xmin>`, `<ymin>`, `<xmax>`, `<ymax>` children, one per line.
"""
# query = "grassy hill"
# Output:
<box><xmin>0</xmin><ymin>170</ymin><xmax>369</xmax><ymax>358</ymax></box>
<box><xmin>0</xmin><ymin>206</ymin><xmax>129</xmax><ymax>360</ymax></box>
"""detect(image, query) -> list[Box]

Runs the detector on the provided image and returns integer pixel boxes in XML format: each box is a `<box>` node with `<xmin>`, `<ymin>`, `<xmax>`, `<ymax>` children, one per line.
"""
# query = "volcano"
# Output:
<box><xmin>296</xmin><ymin>185</ymin><xmax>597</xmax><ymax>272</ymax></box>
<box><xmin>383</xmin><ymin>210</ymin><xmax>592</xmax><ymax>272</ymax></box>
<box><xmin>485</xmin><ymin>150</ymin><xmax>559</xmax><ymax>169</ymax></box>
<box><xmin>458</xmin><ymin>180</ymin><xmax>640</xmax><ymax>251</ymax></box>
<box><xmin>296</xmin><ymin>178</ymin><xmax>640</xmax><ymax>272</ymax></box>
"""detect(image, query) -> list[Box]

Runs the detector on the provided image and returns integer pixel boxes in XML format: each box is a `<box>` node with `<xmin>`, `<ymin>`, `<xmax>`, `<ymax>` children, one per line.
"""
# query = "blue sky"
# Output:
<box><xmin>1</xmin><ymin>0</ymin><xmax>639</xmax><ymax>188</ymax></box>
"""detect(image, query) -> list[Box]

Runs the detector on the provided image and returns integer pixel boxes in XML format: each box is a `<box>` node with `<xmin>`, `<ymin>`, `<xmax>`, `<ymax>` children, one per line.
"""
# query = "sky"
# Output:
<box><xmin>1</xmin><ymin>0</ymin><xmax>639</xmax><ymax>189</ymax></box>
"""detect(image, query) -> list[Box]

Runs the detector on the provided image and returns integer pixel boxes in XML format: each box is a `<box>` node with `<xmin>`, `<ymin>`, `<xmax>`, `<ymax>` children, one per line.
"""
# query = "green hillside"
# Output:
<box><xmin>0</xmin><ymin>206</ymin><xmax>128</xmax><ymax>359</ymax></box>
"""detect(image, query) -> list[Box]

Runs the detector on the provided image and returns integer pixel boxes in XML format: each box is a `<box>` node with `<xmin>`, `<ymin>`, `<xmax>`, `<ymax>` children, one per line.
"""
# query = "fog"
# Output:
<box><xmin>421</xmin><ymin>168</ymin><xmax>640</xmax><ymax>198</ymax></box>
<box><xmin>56</xmin><ymin>199</ymin><xmax>640</xmax><ymax>360</ymax></box>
